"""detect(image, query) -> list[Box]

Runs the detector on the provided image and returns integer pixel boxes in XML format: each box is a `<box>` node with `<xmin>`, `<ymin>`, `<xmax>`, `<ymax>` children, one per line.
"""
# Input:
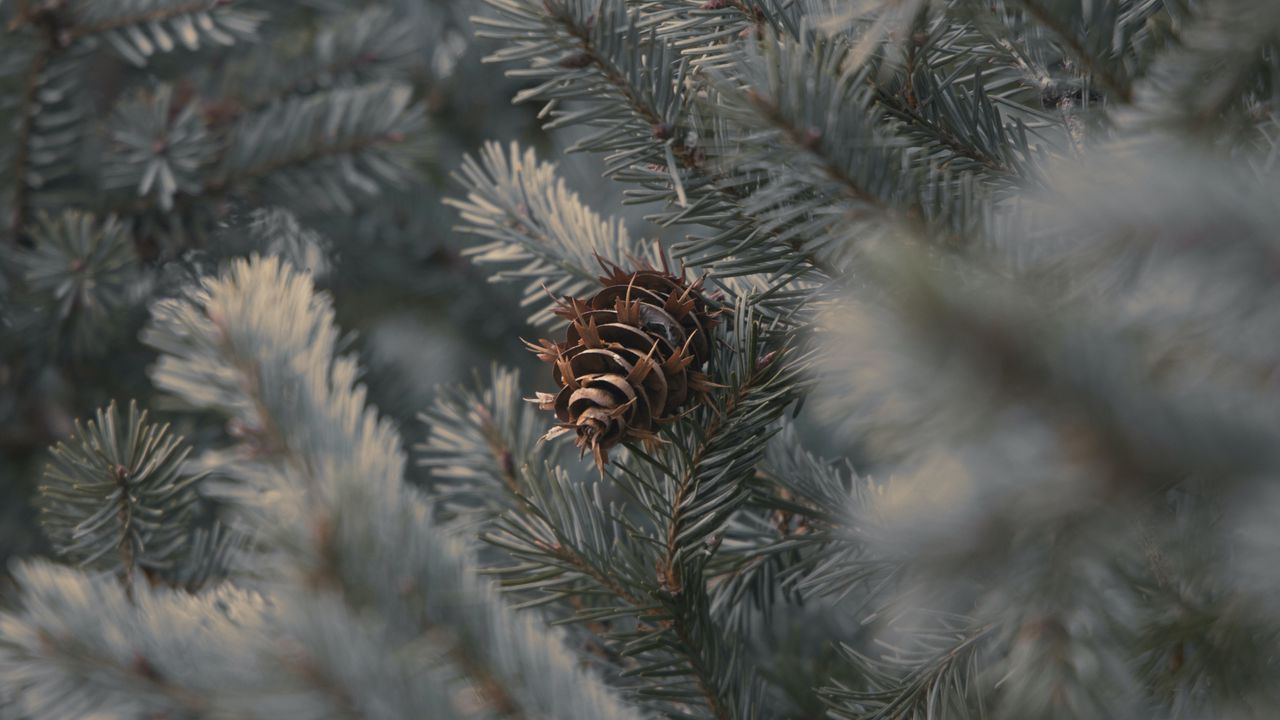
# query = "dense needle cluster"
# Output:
<box><xmin>527</xmin><ymin>260</ymin><xmax>719</xmax><ymax>469</ymax></box>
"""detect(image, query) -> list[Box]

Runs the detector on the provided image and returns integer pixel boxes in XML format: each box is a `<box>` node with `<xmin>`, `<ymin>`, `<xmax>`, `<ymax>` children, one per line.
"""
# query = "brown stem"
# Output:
<box><xmin>745</xmin><ymin>90</ymin><xmax>894</xmax><ymax>214</ymax></box>
<box><xmin>549</xmin><ymin>543</ymin><xmax>731</xmax><ymax>720</ymax></box>
<box><xmin>474</xmin><ymin>403</ymin><xmax>522</xmax><ymax>494</ymax></box>
<box><xmin>113</xmin><ymin>463</ymin><xmax>137</xmax><ymax>598</ymax></box>
<box><xmin>465</xmin><ymin>416</ymin><xmax>718</xmax><ymax>692</ymax></box>
<box><xmin>646</xmin><ymin>367</ymin><xmax>779</xmax><ymax>719</ymax></box>
<box><xmin>658</xmin><ymin>355</ymin><xmax>777</xmax><ymax>593</ymax></box>
<box><xmin>872</xmin><ymin>83</ymin><xmax>1021</xmax><ymax>179</ymax></box>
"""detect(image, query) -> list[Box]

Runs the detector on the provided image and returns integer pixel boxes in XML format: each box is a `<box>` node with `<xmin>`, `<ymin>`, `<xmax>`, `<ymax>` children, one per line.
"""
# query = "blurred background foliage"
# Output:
<box><xmin>0</xmin><ymin>0</ymin><xmax>642</xmax><ymax>572</ymax></box>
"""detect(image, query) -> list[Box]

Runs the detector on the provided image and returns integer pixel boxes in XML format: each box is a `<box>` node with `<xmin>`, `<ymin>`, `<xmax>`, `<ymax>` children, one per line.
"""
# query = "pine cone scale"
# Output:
<box><xmin>530</xmin><ymin>262</ymin><xmax>718</xmax><ymax>469</ymax></box>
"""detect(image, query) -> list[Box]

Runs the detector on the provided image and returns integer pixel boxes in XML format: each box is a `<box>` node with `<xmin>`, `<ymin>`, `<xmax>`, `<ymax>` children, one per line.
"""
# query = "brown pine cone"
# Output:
<box><xmin>527</xmin><ymin>259</ymin><xmax>720</xmax><ymax>471</ymax></box>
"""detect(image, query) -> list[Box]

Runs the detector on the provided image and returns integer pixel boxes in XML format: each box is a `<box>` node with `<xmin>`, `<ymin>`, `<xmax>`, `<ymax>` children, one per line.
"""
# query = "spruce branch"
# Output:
<box><xmin>1010</xmin><ymin>0</ymin><xmax>1134</xmax><ymax>104</ymax></box>
<box><xmin>213</xmin><ymin>82</ymin><xmax>428</xmax><ymax>214</ymax></box>
<box><xmin>0</xmin><ymin>562</ymin><xmax>272</xmax><ymax>719</ymax></box>
<box><xmin>655</xmin><ymin>305</ymin><xmax>810</xmax><ymax>596</ymax></box>
<box><xmin>1117</xmin><ymin>0</ymin><xmax>1280</xmax><ymax>138</ymax></box>
<box><xmin>466</xmin><ymin>425</ymin><xmax>738</xmax><ymax>716</ymax></box>
<box><xmin>239</xmin><ymin>206</ymin><xmax>330</xmax><ymax>280</ymax></box>
<box><xmin>822</xmin><ymin>619</ymin><xmax>995</xmax><ymax>720</ymax></box>
<box><xmin>809</xmin><ymin>184</ymin><xmax>1280</xmax><ymax>715</ymax></box>
<box><xmin>469</xmin><ymin>348</ymin><xmax>809</xmax><ymax>718</ymax></box>
<box><xmin>709</xmin><ymin>425</ymin><xmax>880</xmax><ymax>631</ymax></box>
<box><xmin>869</xmin><ymin>62</ymin><xmax>1036</xmax><ymax>186</ymax></box>
<box><xmin>703</xmin><ymin>27</ymin><xmax>995</xmax><ymax>271</ymax></box>
<box><xmin>103</xmin><ymin>86</ymin><xmax>215</xmax><ymax>213</ymax></box>
<box><xmin>93</xmin><ymin>81</ymin><xmax>432</xmax><ymax>248</ymax></box>
<box><xmin>487</xmin><ymin>463</ymin><xmax>739</xmax><ymax>719</ymax></box>
<box><xmin>479</xmin><ymin>0</ymin><xmax>838</xmax><ymax>285</ymax></box>
<box><xmin>66</xmin><ymin>0</ymin><xmax>262</xmax><ymax>65</ymax></box>
<box><xmin>416</xmin><ymin>364</ymin><xmax>553</xmax><ymax>527</ymax></box>
<box><xmin>2</xmin><ymin>14</ymin><xmax>89</xmax><ymax>243</ymax></box>
<box><xmin>635</xmin><ymin>0</ymin><xmax>787</xmax><ymax>71</ymax></box>
<box><xmin>647</xmin><ymin>308</ymin><xmax>811</xmax><ymax>718</ymax></box>
<box><xmin>16</xmin><ymin>210</ymin><xmax>139</xmax><ymax>354</ymax></box>
<box><xmin>413</xmin><ymin>356</ymin><xmax>730</xmax><ymax>692</ymax></box>
<box><xmin>448</xmin><ymin>142</ymin><xmax>795</xmax><ymax>331</ymax></box>
<box><xmin>142</xmin><ymin>255</ymin><xmax>648</xmax><ymax>720</ymax></box>
<box><xmin>447</xmin><ymin>142</ymin><xmax>639</xmax><ymax>325</ymax></box>
<box><xmin>812</xmin><ymin>236</ymin><xmax>1280</xmax><ymax>567</ymax></box>
<box><xmin>37</xmin><ymin>400</ymin><xmax>203</xmax><ymax>585</ymax></box>
<box><xmin>0</xmin><ymin>561</ymin><xmax>466</xmax><ymax>720</ymax></box>
<box><xmin>5</xmin><ymin>29</ymin><xmax>48</xmax><ymax>244</ymax></box>
<box><xmin>680</xmin><ymin>3</ymin><xmax>1038</xmax><ymax>190</ymax></box>
<box><xmin>1134</xmin><ymin>523</ymin><xmax>1280</xmax><ymax>712</ymax></box>
<box><xmin>514</xmin><ymin>300</ymin><xmax>809</xmax><ymax>717</ymax></box>
<box><xmin>214</xmin><ymin>5</ymin><xmax>425</xmax><ymax>116</ymax></box>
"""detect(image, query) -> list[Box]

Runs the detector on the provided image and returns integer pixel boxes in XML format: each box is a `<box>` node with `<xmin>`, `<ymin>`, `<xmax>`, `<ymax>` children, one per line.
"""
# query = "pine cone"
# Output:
<box><xmin>528</xmin><ymin>260</ymin><xmax>720</xmax><ymax>470</ymax></box>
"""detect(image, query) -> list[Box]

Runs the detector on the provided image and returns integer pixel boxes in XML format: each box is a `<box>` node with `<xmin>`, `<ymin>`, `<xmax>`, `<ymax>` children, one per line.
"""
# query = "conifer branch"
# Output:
<box><xmin>707</xmin><ymin>425</ymin><xmax>882</xmax><ymax>627</ymax></box>
<box><xmin>213</xmin><ymin>6</ymin><xmax>423</xmax><ymax>117</ymax></box>
<box><xmin>871</xmin><ymin>83</ymin><xmax>1024</xmax><ymax>181</ymax></box>
<box><xmin>5</xmin><ymin>15</ymin><xmax>54</xmax><ymax>244</ymax></box>
<box><xmin>1116</xmin><ymin>0</ymin><xmax>1280</xmax><ymax>137</ymax></box>
<box><xmin>1012</xmin><ymin>0</ymin><xmax>1133</xmax><ymax>104</ymax></box>
<box><xmin>0</xmin><ymin>563</ymin><xmax>265</xmax><ymax>718</ymax></box>
<box><xmin>447</xmin><ymin>142</ymin><xmax>639</xmax><ymax>325</ymax></box>
<box><xmin>418</xmin><ymin>367</ymin><xmax>739</xmax><ymax>716</ymax></box>
<box><xmin>105</xmin><ymin>82</ymin><xmax>428</xmax><ymax>219</ymax></box>
<box><xmin>481</xmin><ymin>0</ymin><xmax>838</xmax><ymax>282</ymax></box>
<box><xmin>36</xmin><ymin>399</ymin><xmax>203</xmax><ymax>587</ymax></box>
<box><xmin>67</xmin><ymin>0</ymin><xmax>227</xmax><ymax>39</ymax></box>
<box><xmin>744</xmin><ymin>89</ymin><xmax>895</xmax><ymax>213</ymax></box>
<box><xmin>470</xmin><ymin>449</ymin><xmax>735</xmax><ymax>716</ymax></box>
<box><xmin>62</xmin><ymin>0</ymin><xmax>261</xmax><ymax>65</ymax></box>
<box><xmin>142</xmin><ymin>256</ymin><xmax>646</xmax><ymax>720</ymax></box>
<box><xmin>212</xmin><ymin>83</ymin><xmax>426</xmax><ymax>212</ymax></box>
<box><xmin>656</xmin><ymin>344</ymin><xmax>804</xmax><ymax>593</ymax></box>
<box><xmin>680</xmin><ymin>4</ymin><xmax>1030</xmax><ymax>188</ymax></box>
<box><xmin>417</xmin><ymin>365</ymin><xmax>553</xmax><ymax>526</ymax></box>
<box><xmin>823</xmin><ymin>620</ymin><xmax>996</xmax><ymax>720</ymax></box>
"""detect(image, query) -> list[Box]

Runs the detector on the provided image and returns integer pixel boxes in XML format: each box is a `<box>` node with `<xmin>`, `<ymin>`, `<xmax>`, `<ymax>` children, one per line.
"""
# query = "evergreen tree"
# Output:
<box><xmin>5</xmin><ymin>0</ymin><xmax>1280</xmax><ymax>718</ymax></box>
